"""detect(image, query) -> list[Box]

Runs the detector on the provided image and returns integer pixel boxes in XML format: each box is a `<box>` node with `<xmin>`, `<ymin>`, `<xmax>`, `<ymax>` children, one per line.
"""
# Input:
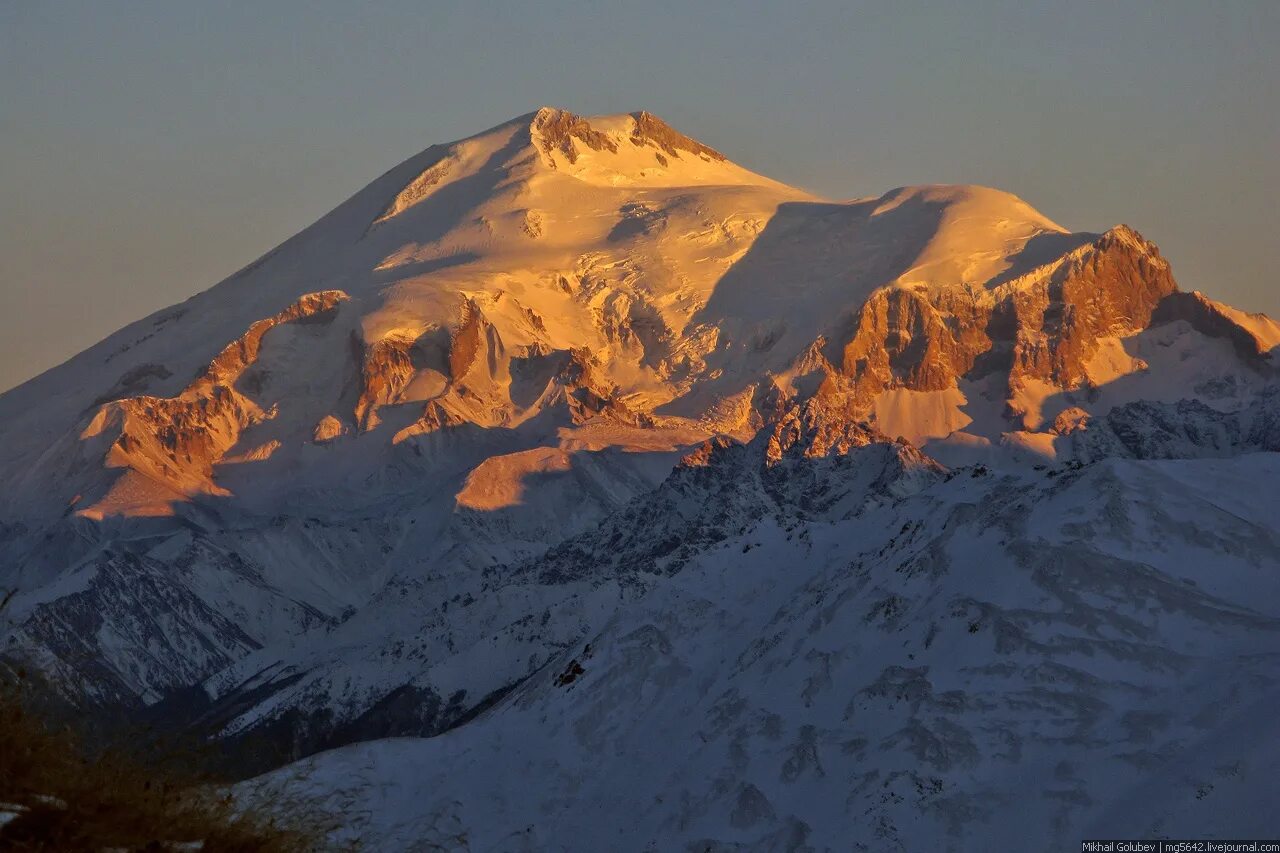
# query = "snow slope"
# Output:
<box><xmin>254</xmin><ymin>449</ymin><xmax>1280</xmax><ymax>851</ymax></box>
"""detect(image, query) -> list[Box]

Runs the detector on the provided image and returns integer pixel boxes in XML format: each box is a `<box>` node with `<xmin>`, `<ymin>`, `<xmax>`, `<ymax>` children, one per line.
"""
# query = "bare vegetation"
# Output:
<box><xmin>0</xmin><ymin>663</ymin><xmax>327</xmax><ymax>852</ymax></box>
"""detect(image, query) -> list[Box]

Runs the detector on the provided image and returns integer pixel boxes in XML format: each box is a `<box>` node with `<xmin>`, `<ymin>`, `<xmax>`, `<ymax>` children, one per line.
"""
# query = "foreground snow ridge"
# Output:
<box><xmin>1</xmin><ymin>107</ymin><xmax>1278</xmax><ymax>850</ymax></box>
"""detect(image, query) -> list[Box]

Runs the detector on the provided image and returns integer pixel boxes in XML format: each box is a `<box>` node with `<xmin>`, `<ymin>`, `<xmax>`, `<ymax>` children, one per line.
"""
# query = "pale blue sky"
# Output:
<box><xmin>2</xmin><ymin>1</ymin><xmax>1277</xmax><ymax>391</ymax></box>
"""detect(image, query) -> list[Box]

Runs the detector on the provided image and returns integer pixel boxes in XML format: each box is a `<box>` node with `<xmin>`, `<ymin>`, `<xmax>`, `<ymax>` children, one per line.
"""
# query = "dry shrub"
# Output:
<box><xmin>0</xmin><ymin>667</ymin><xmax>335</xmax><ymax>852</ymax></box>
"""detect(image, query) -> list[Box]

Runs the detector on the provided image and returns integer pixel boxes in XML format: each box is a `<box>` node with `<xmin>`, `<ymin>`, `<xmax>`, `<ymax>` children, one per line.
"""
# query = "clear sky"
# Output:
<box><xmin>2</xmin><ymin>1</ymin><xmax>1277</xmax><ymax>392</ymax></box>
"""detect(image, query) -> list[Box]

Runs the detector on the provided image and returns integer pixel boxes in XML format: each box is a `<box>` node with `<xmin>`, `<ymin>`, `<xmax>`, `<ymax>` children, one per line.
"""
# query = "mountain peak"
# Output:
<box><xmin>626</xmin><ymin>110</ymin><xmax>726</xmax><ymax>162</ymax></box>
<box><xmin>528</xmin><ymin>106</ymin><xmax>620</xmax><ymax>164</ymax></box>
<box><xmin>519</xmin><ymin>106</ymin><xmax>741</xmax><ymax>182</ymax></box>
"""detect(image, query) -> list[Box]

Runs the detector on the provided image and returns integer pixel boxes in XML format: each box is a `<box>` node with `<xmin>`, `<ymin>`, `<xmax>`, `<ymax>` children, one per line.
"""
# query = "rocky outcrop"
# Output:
<box><xmin>825</xmin><ymin>226</ymin><xmax>1180</xmax><ymax>421</ymax></box>
<box><xmin>10</xmin><ymin>543</ymin><xmax>331</xmax><ymax>706</ymax></box>
<box><xmin>527</xmin><ymin>417</ymin><xmax>941</xmax><ymax>588</ymax></box>
<box><xmin>1003</xmin><ymin>225</ymin><xmax>1177</xmax><ymax>388</ymax></box>
<box><xmin>530</xmin><ymin>107</ymin><xmax>729</xmax><ymax>169</ymax></box>
<box><xmin>531</xmin><ymin>107</ymin><xmax>618</xmax><ymax>165</ymax></box>
<box><xmin>629</xmin><ymin>110</ymin><xmax>726</xmax><ymax>161</ymax></box>
<box><xmin>558</xmin><ymin>348</ymin><xmax>651</xmax><ymax>427</ymax></box>
<box><xmin>840</xmin><ymin>286</ymin><xmax>989</xmax><ymax>404</ymax></box>
<box><xmin>373</xmin><ymin>148</ymin><xmax>454</xmax><ymax>224</ymax></box>
<box><xmin>196</xmin><ymin>291</ymin><xmax>347</xmax><ymax>391</ymax></box>
<box><xmin>448</xmin><ymin>299</ymin><xmax>506</xmax><ymax>389</ymax></box>
<box><xmin>1058</xmin><ymin>387</ymin><xmax>1280</xmax><ymax>461</ymax></box>
<box><xmin>354</xmin><ymin>335</ymin><xmax>417</xmax><ymax>432</ymax></box>
<box><xmin>765</xmin><ymin>390</ymin><xmax>883</xmax><ymax>462</ymax></box>
<box><xmin>73</xmin><ymin>291</ymin><xmax>347</xmax><ymax>516</ymax></box>
<box><xmin>313</xmin><ymin>414</ymin><xmax>347</xmax><ymax>443</ymax></box>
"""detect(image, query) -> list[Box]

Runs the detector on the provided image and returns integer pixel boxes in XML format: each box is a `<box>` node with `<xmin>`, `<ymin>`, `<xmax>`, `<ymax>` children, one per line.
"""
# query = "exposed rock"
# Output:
<box><xmin>1003</xmin><ymin>225</ymin><xmax>1176</xmax><ymax>389</ymax></box>
<box><xmin>197</xmin><ymin>290</ymin><xmax>347</xmax><ymax>390</ymax></box>
<box><xmin>373</xmin><ymin>149</ymin><xmax>453</xmax><ymax>223</ymax></box>
<box><xmin>840</xmin><ymin>286</ymin><xmax>987</xmax><ymax>403</ymax></box>
<box><xmin>313</xmin><ymin>415</ymin><xmax>347</xmax><ymax>443</ymax></box>
<box><xmin>765</xmin><ymin>392</ymin><xmax>882</xmax><ymax>462</ymax></box>
<box><xmin>1060</xmin><ymin>389</ymin><xmax>1280</xmax><ymax>460</ymax></box>
<box><xmin>629</xmin><ymin>110</ymin><xmax>727</xmax><ymax>161</ymax></box>
<box><xmin>354</xmin><ymin>336</ymin><xmax>417</xmax><ymax>432</ymax></box>
<box><xmin>828</xmin><ymin>226</ymin><xmax>1180</xmax><ymax>422</ymax></box>
<box><xmin>531</xmin><ymin>107</ymin><xmax>618</xmax><ymax>165</ymax></box>
<box><xmin>74</xmin><ymin>290</ymin><xmax>347</xmax><ymax>517</ymax></box>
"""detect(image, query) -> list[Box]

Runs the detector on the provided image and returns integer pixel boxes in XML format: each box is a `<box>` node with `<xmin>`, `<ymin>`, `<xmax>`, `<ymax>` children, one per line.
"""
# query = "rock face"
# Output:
<box><xmin>532</xmin><ymin>106</ymin><xmax>619</xmax><ymax>164</ymax></box>
<box><xmin>0</xmin><ymin>107</ymin><xmax>1278</xmax><ymax>848</ymax></box>
<box><xmin>628</xmin><ymin>110</ymin><xmax>727</xmax><ymax>161</ymax></box>
<box><xmin>1004</xmin><ymin>226</ymin><xmax>1177</xmax><ymax>386</ymax></box>
<box><xmin>833</xmin><ymin>225</ymin><xmax>1179</xmax><ymax>408</ymax></box>
<box><xmin>73</xmin><ymin>290</ymin><xmax>349</xmax><ymax>518</ymax></box>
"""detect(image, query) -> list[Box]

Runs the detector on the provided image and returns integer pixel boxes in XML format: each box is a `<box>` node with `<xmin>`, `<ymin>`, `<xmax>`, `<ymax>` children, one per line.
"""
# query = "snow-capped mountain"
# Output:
<box><xmin>1</xmin><ymin>108</ymin><xmax>1277</xmax><ymax>849</ymax></box>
